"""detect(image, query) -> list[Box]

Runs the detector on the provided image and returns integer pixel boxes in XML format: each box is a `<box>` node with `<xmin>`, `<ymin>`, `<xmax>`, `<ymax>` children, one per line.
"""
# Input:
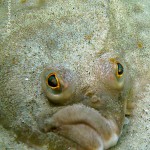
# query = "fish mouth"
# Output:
<box><xmin>38</xmin><ymin>104</ymin><xmax>119</xmax><ymax>150</ymax></box>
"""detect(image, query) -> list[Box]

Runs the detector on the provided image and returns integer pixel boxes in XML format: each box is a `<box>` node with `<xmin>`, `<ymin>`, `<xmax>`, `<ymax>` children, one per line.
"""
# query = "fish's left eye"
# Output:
<box><xmin>117</xmin><ymin>63</ymin><xmax>123</xmax><ymax>77</ymax></box>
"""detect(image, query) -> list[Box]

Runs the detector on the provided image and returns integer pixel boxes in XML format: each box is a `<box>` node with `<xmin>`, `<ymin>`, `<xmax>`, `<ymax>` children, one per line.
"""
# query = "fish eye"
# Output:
<box><xmin>46</xmin><ymin>73</ymin><xmax>60</xmax><ymax>90</ymax></box>
<box><xmin>117</xmin><ymin>63</ymin><xmax>123</xmax><ymax>77</ymax></box>
<box><xmin>41</xmin><ymin>66</ymin><xmax>75</xmax><ymax>104</ymax></box>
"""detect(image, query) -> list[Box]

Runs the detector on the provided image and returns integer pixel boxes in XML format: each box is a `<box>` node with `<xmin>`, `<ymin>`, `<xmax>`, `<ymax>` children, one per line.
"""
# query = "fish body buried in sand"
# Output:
<box><xmin>39</xmin><ymin>52</ymin><xmax>132</xmax><ymax>150</ymax></box>
<box><xmin>0</xmin><ymin>0</ymin><xmax>133</xmax><ymax>150</ymax></box>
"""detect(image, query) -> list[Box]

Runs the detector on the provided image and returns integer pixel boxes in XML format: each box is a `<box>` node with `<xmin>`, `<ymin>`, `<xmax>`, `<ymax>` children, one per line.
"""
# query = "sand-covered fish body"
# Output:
<box><xmin>0</xmin><ymin>0</ymin><xmax>133</xmax><ymax>150</ymax></box>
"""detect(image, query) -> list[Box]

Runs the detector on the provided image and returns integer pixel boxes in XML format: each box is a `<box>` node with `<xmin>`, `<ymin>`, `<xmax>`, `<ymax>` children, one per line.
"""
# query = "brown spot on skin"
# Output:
<box><xmin>20</xmin><ymin>0</ymin><xmax>27</xmax><ymax>3</ymax></box>
<box><xmin>137</xmin><ymin>41</ymin><xmax>143</xmax><ymax>48</ymax></box>
<box><xmin>109</xmin><ymin>57</ymin><xmax>119</xmax><ymax>64</ymax></box>
<box><xmin>12</xmin><ymin>57</ymin><xmax>18</xmax><ymax>65</ymax></box>
<box><xmin>84</xmin><ymin>34</ymin><xmax>93</xmax><ymax>41</ymax></box>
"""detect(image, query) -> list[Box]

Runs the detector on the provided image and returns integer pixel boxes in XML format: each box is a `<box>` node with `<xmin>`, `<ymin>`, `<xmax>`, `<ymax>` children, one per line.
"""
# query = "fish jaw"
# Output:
<box><xmin>38</xmin><ymin>104</ymin><xmax>120</xmax><ymax>150</ymax></box>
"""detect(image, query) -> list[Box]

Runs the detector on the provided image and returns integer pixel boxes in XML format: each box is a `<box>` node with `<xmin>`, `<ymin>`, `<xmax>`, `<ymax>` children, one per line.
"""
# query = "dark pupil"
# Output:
<box><xmin>117</xmin><ymin>63</ymin><xmax>123</xmax><ymax>75</ymax></box>
<box><xmin>48</xmin><ymin>75</ymin><xmax>58</xmax><ymax>87</ymax></box>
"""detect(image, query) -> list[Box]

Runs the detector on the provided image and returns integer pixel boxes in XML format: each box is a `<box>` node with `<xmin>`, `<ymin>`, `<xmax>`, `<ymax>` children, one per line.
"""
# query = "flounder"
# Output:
<box><xmin>0</xmin><ymin>0</ymin><xmax>133</xmax><ymax>150</ymax></box>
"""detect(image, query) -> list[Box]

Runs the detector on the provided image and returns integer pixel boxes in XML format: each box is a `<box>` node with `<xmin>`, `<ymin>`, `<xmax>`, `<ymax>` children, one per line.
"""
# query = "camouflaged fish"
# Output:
<box><xmin>0</xmin><ymin>0</ymin><xmax>133</xmax><ymax>150</ymax></box>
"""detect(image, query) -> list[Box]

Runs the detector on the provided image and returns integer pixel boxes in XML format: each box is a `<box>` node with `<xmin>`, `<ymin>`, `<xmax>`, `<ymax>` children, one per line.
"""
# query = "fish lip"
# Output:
<box><xmin>38</xmin><ymin>104</ymin><xmax>119</xmax><ymax>149</ymax></box>
<box><xmin>39</xmin><ymin>111</ymin><xmax>101</xmax><ymax>136</ymax></box>
<box><xmin>40</xmin><ymin>105</ymin><xmax>101</xmax><ymax>135</ymax></box>
<box><xmin>44</xmin><ymin>119</ymin><xmax>99</xmax><ymax>135</ymax></box>
<box><xmin>41</xmin><ymin>114</ymin><xmax>103</xmax><ymax>150</ymax></box>
<box><xmin>39</xmin><ymin>104</ymin><xmax>116</xmax><ymax>135</ymax></box>
<box><xmin>55</xmin><ymin>124</ymin><xmax>102</xmax><ymax>150</ymax></box>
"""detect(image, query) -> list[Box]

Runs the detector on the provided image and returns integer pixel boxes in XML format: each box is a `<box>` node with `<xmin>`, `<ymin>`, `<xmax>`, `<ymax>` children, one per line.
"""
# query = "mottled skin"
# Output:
<box><xmin>0</xmin><ymin>0</ymin><xmax>133</xmax><ymax>150</ymax></box>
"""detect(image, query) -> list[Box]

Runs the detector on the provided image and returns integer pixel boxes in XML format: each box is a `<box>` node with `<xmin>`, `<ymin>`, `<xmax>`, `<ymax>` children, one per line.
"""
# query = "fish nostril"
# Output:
<box><xmin>85</xmin><ymin>91</ymin><xmax>95</xmax><ymax>97</ymax></box>
<box><xmin>91</xmin><ymin>95</ymin><xmax>99</xmax><ymax>103</ymax></box>
<box><xmin>81</xmin><ymin>86</ymin><xmax>95</xmax><ymax>97</ymax></box>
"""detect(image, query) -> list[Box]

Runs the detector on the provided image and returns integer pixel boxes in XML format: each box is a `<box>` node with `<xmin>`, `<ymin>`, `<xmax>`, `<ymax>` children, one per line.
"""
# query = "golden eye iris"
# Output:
<box><xmin>46</xmin><ymin>73</ymin><xmax>60</xmax><ymax>90</ymax></box>
<box><xmin>117</xmin><ymin>63</ymin><xmax>123</xmax><ymax>77</ymax></box>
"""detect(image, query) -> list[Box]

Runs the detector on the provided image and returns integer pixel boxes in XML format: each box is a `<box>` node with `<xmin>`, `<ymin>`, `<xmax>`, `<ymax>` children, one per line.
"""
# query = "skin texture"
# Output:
<box><xmin>0</xmin><ymin>0</ymin><xmax>135</xmax><ymax>150</ymax></box>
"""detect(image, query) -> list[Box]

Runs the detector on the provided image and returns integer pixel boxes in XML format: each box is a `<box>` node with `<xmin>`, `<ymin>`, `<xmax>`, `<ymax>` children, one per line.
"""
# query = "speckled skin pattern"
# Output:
<box><xmin>0</xmin><ymin>0</ymin><xmax>150</xmax><ymax>150</ymax></box>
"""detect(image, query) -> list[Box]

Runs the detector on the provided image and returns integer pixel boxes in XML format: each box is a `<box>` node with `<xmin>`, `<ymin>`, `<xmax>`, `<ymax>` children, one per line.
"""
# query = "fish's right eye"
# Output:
<box><xmin>46</xmin><ymin>73</ymin><xmax>60</xmax><ymax>90</ymax></box>
<box><xmin>41</xmin><ymin>66</ymin><xmax>75</xmax><ymax>104</ymax></box>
